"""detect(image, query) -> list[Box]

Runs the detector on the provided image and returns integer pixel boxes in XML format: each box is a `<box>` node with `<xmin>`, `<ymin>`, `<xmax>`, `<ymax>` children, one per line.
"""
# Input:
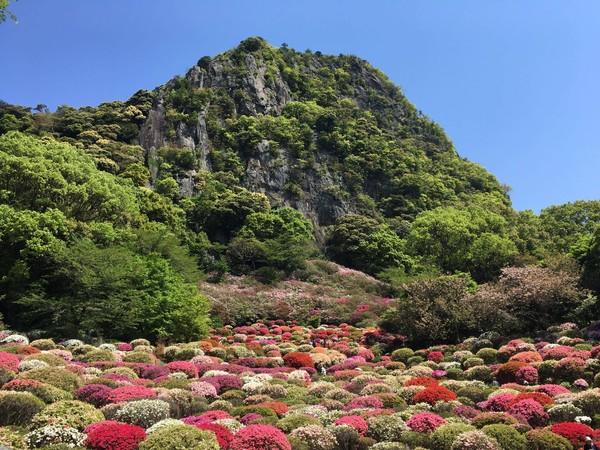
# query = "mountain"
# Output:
<box><xmin>136</xmin><ymin>37</ymin><xmax>510</xmax><ymax>238</ymax></box>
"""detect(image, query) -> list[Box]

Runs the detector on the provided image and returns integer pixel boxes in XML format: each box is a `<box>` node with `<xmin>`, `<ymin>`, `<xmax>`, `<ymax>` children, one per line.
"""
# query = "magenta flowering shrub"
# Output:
<box><xmin>485</xmin><ymin>393</ymin><xmax>516</xmax><ymax>412</ymax></box>
<box><xmin>230</xmin><ymin>424</ymin><xmax>291</xmax><ymax>450</ymax></box>
<box><xmin>0</xmin><ymin>352</ymin><xmax>20</xmax><ymax>372</ymax></box>
<box><xmin>507</xmin><ymin>398</ymin><xmax>549</xmax><ymax>427</ymax></box>
<box><xmin>515</xmin><ymin>365</ymin><xmax>539</xmax><ymax>385</ymax></box>
<box><xmin>343</xmin><ymin>396</ymin><xmax>384</xmax><ymax>411</ymax></box>
<box><xmin>535</xmin><ymin>384</ymin><xmax>571</xmax><ymax>397</ymax></box>
<box><xmin>74</xmin><ymin>384</ymin><xmax>113</xmax><ymax>407</ymax></box>
<box><xmin>334</xmin><ymin>415</ymin><xmax>369</xmax><ymax>436</ymax></box>
<box><xmin>406</xmin><ymin>412</ymin><xmax>446</xmax><ymax>433</ymax></box>
<box><xmin>203</xmin><ymin>375</ymin><xmax>243</xmax><ymax>393</ymax></box>
<box><xmin>107</xmin><ymin>385</ymin><xmax>157</xmax><ymax>403</ymax></box>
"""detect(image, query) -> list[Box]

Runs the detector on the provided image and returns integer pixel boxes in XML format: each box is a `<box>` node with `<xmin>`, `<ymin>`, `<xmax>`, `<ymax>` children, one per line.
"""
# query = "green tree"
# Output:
<box><xmin>326</xmin><ymin>214</ymin><xmax>412</xmax><ymax>275</ymax></box>
<box><xmin>381</xmin><ymin>275</ymin><xmax>476</xmax><ymax>346</ymax></box>
<box><xmin>540</xmin><ymin>200</ymin><xmax>600</xmax><ymax>253</ymax></box>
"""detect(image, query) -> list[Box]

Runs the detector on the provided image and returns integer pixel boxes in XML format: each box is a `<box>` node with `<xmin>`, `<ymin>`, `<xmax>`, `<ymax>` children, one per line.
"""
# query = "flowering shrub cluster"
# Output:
<box><xmin>0</xmin><ymin>321</ymin><xmax>600</xmax><ymax>449</ymax></box>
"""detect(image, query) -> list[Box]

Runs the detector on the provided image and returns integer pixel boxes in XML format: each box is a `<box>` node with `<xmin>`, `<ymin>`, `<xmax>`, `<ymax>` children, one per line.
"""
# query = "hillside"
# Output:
<box><xmin>1</xmin><ymin>38</ymin><xmax>600</xmax><ymax>342</ymax></box>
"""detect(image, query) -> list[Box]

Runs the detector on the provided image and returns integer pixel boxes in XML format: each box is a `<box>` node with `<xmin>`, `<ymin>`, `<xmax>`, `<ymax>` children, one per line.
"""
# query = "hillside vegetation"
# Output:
<box><xmin>1</xmin><ymin>37</ymin><xmax>599</xmax><ymax>343</ymax></box>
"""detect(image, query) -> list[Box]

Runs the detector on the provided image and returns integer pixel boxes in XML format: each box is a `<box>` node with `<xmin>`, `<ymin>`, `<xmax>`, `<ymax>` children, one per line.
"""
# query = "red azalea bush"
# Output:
<box><xmin>282</xmin><ymin>352</ymin><xmax>313</xmax><ymax>368</ymax></box>
<box><xmin>196</xmin><ymin>422</ymin><xmax>234</xmax><ymax>449</ymax></box>
<box><xmin>406</xmin><ymin>412</ymin><xmax>446</xmax><ymax>433</ymax></box>
<box><xmin>257</xmin><ymin>401</ymin><xmax>289</xmax><ymax>417</ymax></box>
<box><xmin>166</xmin><ymin>361</ymin><xmax>199</xmax><ymax>378</ymax></box>
<box><xmin>404</xmin><ymin>376</ymin><xmax>439</xmax><ymax>388</ymax></box>
<box><xmin>107</xmin><ymin>385</ymin><xmax>157</xmax><ymax>403</ymax></box>
<box><xmin>427</xmin><ymin>351</ymin><xmax>444</xmax><ymax>362</ymax></box>
<box><xmin>229</xmin><ymin>424</ymin><xmax>291</xmax><ymax>450</ymax></box>
<box><xmin>334</xmin><ymin>415</ymin><xmax>369</xmax><ymax>436</ymax></box>
<box><xmin>509</xmin><ymin>351</ymin><xmax>542</xmax><ymax>363</ymax></box>
<box><xmin>495</xmin><ymin>361</ymin><xmax>527</xmax><ymax>384</ymax></box>
<box><xmin>412</xmin><ymin>385</ymin><xmax>457</xmax><ymax>405</ymax></box>
<box><xmin>507</xmin><ymin>392</ymin><xmax>554</xmax><ymax>408</ymax></box>
<box><xmin>85</xmin><ymin>420</ymin><xmax>146</xmax><ymax>450</ymax></box>
<box><xmin>549</xmin><ymin>422</ymin><xmax>597</xmax><ymax>448</ymax></box>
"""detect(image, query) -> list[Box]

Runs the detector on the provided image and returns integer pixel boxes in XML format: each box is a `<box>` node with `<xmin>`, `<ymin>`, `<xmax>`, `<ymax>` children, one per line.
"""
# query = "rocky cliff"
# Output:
<box><xmin>137</xmin><ymin>37</ymin><xmax>507</xmax><ymax>237</ymax></box>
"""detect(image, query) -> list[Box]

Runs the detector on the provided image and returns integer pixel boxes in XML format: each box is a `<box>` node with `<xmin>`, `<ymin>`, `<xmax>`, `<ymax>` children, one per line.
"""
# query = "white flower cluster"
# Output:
<box><xmin>0</xmin><ymin>334</ymin><xmax>29</xmax><ymax>345</ymax></box>
<box><xmin>25</xmin><ymin>425</ymin><xmax>86</xmax><ymax>448</ymax></box>
<box><xmin>18</xmin><ymin>359</ymin><xmax>49</xmax><ymax>372</ymax></box>
<box><xmin>62</xmin><ymin>339</ymin><xmax>84</xmax><ymax>347</ymax></box>
<box><xmin>114</xmin><ymin>399</ymin><xmax>171</xmax><ymax>428</ymax></box>
<box><xmin>202</xmin><ymin>370</ymin><xmax>230</xmax><ymax>378</ymax></box>
<box><xmin>146</xmin><ymin>418</ymin><xmax>184</xmax><ymax>434</ymax></box>
<box><xmin>290</xmin><ymin>425</ymin><xmax>338</xmax><ymax>450</ymax></box>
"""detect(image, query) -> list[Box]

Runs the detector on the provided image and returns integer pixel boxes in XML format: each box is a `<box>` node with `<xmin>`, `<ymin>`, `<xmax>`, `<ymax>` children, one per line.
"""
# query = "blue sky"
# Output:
<box><xmin>1</xmin><ymin>1</ymin><xmax>598</xmax><ymax>213</ymax></box>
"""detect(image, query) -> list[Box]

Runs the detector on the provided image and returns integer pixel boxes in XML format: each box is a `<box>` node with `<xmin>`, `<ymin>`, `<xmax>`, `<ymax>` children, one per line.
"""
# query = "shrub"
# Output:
<box><xmin>74</xmin><ymin>383</ymin><xmax>113</xmax><ymax>407</ymax></box>
<box><xmin>139</xmin><ymin>424</ymin><xmax>219</xmax><ymax>450</ymax></box>
<box><xmin>114</xmin><ymin>399</ymin><xmax>171</xmax><ymax>428</ymax></box>
<box><xmin>17</xmin><ymin>367</ymin><xmax>82</xmax><ymax>392</ymax></box>
<box><xmin>507</xmin><ymin>398</ymin><xmax>549</xmax><ymax>427</ymax></box>
<box><xmin>0</xmin><ymin>352</ymin><xmax>21</xmax><ymax>372</ymax></box>
<box><xmin>85</xmin><ymin>421</ymin><xmax>146</xmax><ymax>450</ymax></box>
<box><xmin>549</xmin><ymin>422</ymin><xmax>595</xmax><ymax>448</ymax></box>
<box><xmin>108</xmin><ymin>385</ymin><xmax>157</xmax><ymax>403</ymax></box>
<box><xmin>429</xmin><ymin>423</ymin><xmax>476</xmax><ymax>450</ymax></box>
<box><xmin>283</xmin><ymin>352</ymin><xmax>314</xmax><ymax>368</ymax></box>
<box><xmin>450</xmin><ymin>430</ymin><xmax>499</xmax><ymax>450</ymax></box>
<box><xmin>195</xmin><ymin>422</ymin><xmax>234</xmax><ymax>449</ymax></box>
<box><xmin>413</xmin><ymin>385</ymin><xmax>457</xmax><ymax>405</ymax></box>
<box><xmin>123</xmin><ymin>352</ymin><xmax>155</xmax><ymax>364</ymax></box>
<box><xmin>525</xmin><ymin>429</ymin><xmax>573</xmax><ymax>450</ymax></box>
<box><xmin>277</xmin><ymin>414</ymin><xmax>321</xmax><ymax>433</ymax></box>
<box><xmin>31</xmin><ymin>399</ymin><xmax>105</xmax><ymax>431</ymax></box>
<box><xmin>495</xmin><ymin>362</ymin><xmax>526</xmax><ymax>384</ymax></box>
<box><xmin>334</xmin><ymin>415</ymin><xmax>369</xmax><ymax>436</ymax></box>
<box><xmin>0</xmin><ymin>426</ymin><xmax>27</xmax><ymax>449</ymax></box>
<box><xmin>79</xmin><ymin>349</ymin><xmax>116</xmax><ymax>363</ymax></box>
<box><xmin>229</xmin><ymin>424</ymin><xmax>291</xmax><ymax>450</ymax></box>
<box><xmin>23</xmin><ymin>353</ymin><xmax>66</xmax><ymax>368</ymax></box>
<box><xmin>25</xmin><ymin>425</ymin><xmax>87</xmax><ymax>448</ymax></box>
<box><xmin>471</xmin><ymin>412</ymin><xmax>518</xmax><ymax>428</ymax></box>
<box><xmin>2</xmin><ymin>378</ymin><xmax>72</xmax><ymax>403</ymax></box>
<box><xmin>481</xmin><ymin>424</ymin><xmax>527</xmax><ymax>450</ymax></box>
<box><xmin>0</xmin><ymin>391</ymin><xmax>45</xmax><ymax>425</ymax></box>
<box><xmin>366</xmin><ymin>413</ymin><xmax>408</xmax><ymax>442</ymax></box>
<box><xmin>289</xmin><ymin>425</ymin><xmax>337</xmax><ymax>450</ymax></box>
<box><xmin>391</xmin><ymin>348</ymin><xmax>414</xmax><ymax>363</ymax></box>
<box><xmin>406</xmin><ymin>412</ymin><xmax>445</xmax><ymax>433</ymax></box>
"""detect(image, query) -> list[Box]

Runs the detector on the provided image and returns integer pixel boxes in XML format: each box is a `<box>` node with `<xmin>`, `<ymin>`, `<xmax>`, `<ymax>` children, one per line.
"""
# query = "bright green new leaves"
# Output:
<box><xmin>0</xmin><ymin>132</ymin><xmax>139</xmax><ymax>226</ymax></box>
<box><xmin>407</xmin><ymin>206</ymin><xmax>517</xmax><ymax>281</ymax></box>
<box><xmin>0</xmin><ymin>133</ymin><xmax>210</xmax><ymax>340</ymax></box>
<box><xmin>540</xmin><ymin>200</ymin><xmax>600</xmax><ymax>254</ymax></box>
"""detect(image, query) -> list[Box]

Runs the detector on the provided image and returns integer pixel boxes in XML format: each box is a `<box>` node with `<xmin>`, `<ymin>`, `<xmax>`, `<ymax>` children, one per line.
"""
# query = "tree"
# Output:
<box><xmin>381</xmin><ymin>275</ymin><xmax>476</xmax><ymax>346</ymax></box>
<box><xmin>540</xmin><ymin>200</ymin><xmax>600</xmax><ymax>254</ymax></box>
<box><xmin>326</xmin><ymin>214</ymin><xmax>412</xmax><ymax>275</ymax></box>
<box><xmin>0</xmin><ymin>0</ymin><xmax>16</xmax><ymax>24</ymax></box>
<box><xmin>406</xmin><ymin>206</ymin><xmax>516</xmax><ymax>282</ymax></box>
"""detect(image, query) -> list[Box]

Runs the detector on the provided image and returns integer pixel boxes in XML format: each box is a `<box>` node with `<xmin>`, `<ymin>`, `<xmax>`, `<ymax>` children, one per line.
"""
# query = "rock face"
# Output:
<box><xmin>137</xmin><ymin>37</ymin><xmax>505</xmax><ymax>237</ymax></box>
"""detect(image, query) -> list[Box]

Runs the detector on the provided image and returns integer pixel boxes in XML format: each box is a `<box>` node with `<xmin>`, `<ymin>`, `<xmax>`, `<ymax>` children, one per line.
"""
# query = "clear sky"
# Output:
<box><xmin>1</xmin><ymin>1</ymin><xmax>599</xmax><ymax>213</ymax></box>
